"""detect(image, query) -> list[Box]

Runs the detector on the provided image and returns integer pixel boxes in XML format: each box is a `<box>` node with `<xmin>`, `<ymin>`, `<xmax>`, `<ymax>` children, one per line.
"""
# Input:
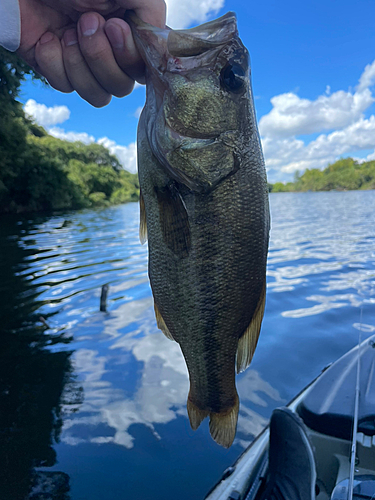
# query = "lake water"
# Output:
<box><xmin>1</xmin><ymin>190</ymin><xmax>375</xmax><ymax>500</ymax></box>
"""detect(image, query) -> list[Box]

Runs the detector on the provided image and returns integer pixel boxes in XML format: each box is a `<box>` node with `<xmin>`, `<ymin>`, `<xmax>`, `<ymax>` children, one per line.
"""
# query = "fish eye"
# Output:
<box><xmin>220</xmin><ymin>63</ymin><xmax>246</xmax><ymax>93</ymax></box>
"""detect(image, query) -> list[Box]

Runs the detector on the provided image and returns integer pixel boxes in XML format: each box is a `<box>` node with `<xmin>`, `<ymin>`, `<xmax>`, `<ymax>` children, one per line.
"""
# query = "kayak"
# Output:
<box><xmin>205</xmin><ymin>334</ymin><xmax>375</xmax><ymax>500</ymax></box>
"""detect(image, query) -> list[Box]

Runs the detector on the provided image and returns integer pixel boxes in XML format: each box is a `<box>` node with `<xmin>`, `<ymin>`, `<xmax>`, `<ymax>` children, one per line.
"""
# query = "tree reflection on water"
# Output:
<box><xmin>0</xmin><ymin>215</ymin><xmax>83</xmax><ymax>500</ymax></box>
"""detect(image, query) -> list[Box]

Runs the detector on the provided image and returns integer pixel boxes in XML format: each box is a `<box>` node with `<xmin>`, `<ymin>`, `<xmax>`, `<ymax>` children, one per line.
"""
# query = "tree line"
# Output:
<box><xmin>2</xmin><ymin>49</ymin><xmax>374</xmax><ymax>213</ymax></box>
<box><xmin>0</xmin><ymin>48</ymin><xmax>139</xmax><ymax>214</ymax></box>
<box><xmin>269</xmin><ymin>157</ymin><xmax>375</xmax><ymax>193</ymax></box>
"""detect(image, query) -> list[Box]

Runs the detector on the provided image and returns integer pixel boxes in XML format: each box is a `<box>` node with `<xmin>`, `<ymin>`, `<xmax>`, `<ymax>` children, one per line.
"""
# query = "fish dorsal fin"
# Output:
<box><xmin>236</xmin><ymin>281</ymin><xmax>266</xmax><ymax>374</ymax></box>
<box><xmin>209</xmin><ymin>394</ymin><xmax>239</xmax><ymax>448</ymax></box>
<box><xmin>154</xmin><ymin>302</ymin><xmax>175</xmax><ymax>341</ymax></box>
<box><xmin>139</xmin><ymin>190</ymin><xmax>148</xmax><ymax>244</ymax></box>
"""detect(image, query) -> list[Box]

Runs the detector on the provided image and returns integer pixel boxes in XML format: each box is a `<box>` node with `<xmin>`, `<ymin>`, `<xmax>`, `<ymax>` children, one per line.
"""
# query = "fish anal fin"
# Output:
<box><xmin>236</xmin><ymin>281</ymin><xmax>266</xmax><ymax>374</ymax></box>
<box><xmin>209</xmin><ymin>394</ymin><xmax>239</xmax><ymax>448</ymax></box>
<box><xmin>187</xmin><ymin>396</ymin><xmax>209</xmax><ymax>431</ymax></box>
<box><xmin>139</xmin><ymin>190</ymin><xmax>148</xmax><ymax>244</ymax></box>
<box><xmin>154</xmin><ymin>302</ymin><xmax>175</xmax><ymax>341</ymax></box>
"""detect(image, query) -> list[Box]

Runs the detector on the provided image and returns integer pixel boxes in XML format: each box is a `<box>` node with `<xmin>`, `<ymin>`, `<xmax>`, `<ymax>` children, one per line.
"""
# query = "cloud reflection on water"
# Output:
<box><xmin>61</xmin><ymin>301</ymin><xmax>281</xmax><ymax>449</ymax></box>
<box><xmin>268</xmin><ymin>192</ymin><xmax>375</xmax><ymax>322</ymax></box>
<box><xmin>8</xmin><ymin>192</ymin><xmax>374</xmax><ymax>477</ymax></box>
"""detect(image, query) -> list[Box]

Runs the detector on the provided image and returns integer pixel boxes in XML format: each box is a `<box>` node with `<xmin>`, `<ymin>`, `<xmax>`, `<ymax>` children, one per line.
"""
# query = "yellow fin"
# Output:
<box><xmin>139</xmin><ymin>191</ymin><xmax>147</xmax><ymax>244</ymax></box>
<box><xmin>209</xmin><ymin>395</ymin><xmax>239</xmax><ymax>448</ymax></box>
<box><xmin>187</xmin><ymin>397</ymin><xmax>209</xmax><ymax>431</ymax></box>
<box><xmin>154</xmin><ymin>302</ymin><xmax>174</xmax><ymax>341</ymax></box>
<box><xmin>236</xmin><ymin>281</ymin><xmax>266</xmax><ymax>374</ymax></box>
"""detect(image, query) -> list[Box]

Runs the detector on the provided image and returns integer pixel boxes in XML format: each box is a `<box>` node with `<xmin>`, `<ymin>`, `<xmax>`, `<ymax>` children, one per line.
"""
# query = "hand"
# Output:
<box><xmin>17</xmin><ymin>0</ymin><xmax>166</xmax><ymax>107</ymax></box>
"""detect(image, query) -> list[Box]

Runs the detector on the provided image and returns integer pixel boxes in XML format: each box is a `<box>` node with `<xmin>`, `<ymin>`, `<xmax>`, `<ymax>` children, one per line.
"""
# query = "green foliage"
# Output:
<box><xmin>0</xmin><ymin>128</ymin><xmax>139</xmax><ymax>213</ymax></box>
<box><xmin>270</xmin><ymin>182</ymin><xmax>295</xmax><ymax>193</ymax></box>
<box><xmin>89</xmin><ymin>192</ymin><xmax>109</xmax><ymax>206</ymax></box>
<box><xmin>269</xmin><ymin>158</ymin><xmax>375</xmax><ymax>193</ymax></box>
<box><xmin>32</xmin><ymin>136</ymin><xmax>122</xmax><ymax>172</ymax></box>
<box><xmin>0</xmin><ymin>50</ymin><xmax>139</xmax><ymax>214</ymax></box>
<box><xmin>0</xmin><ymin>47</ymin><xmax>46</xmax><ymax>107</ymax></box>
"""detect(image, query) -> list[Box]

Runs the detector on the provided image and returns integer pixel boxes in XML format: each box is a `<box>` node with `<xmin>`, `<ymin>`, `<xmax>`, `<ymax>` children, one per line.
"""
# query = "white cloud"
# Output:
<box><xmin>134</xmin><ymin>106</ymin><xmax>143</xmax><ymax>118</ymax></box>
<box><xmin>166</xmin><ymin>0</ymin><xmax>224</xmax><ymax>28</ymax></box>
<box><xmin>362</xmin><ymin>150</ymin><xmax>375</xmax><ymax>162</ymax></box>
<box><xmin>263</xmin><ymin>116</ymin><xmax>375</xmax><ymax>176</ymax></box>
<box><xmin>98</xmin><ymin>137</ymin><xmax>137</xmax><ymax>173</ymax></box>
<box><xmin>260</xmin><ymin>59</ymin><xmax>375</xmax><ymax>181</ymax></box>
<box><xmin>24</xmin><ymin>99</ymin><xmax>70</xmax><ymax>127</ymax></box>
<box><xmin>357</xmin><ymin>60</ymin><xmax>375</xmax><ymax>93</ymax></box>
<box><xmin>49</xmin><ymin>127</ymin><xmax>95</xmax><ymax>144</ymax></box>
<box><xmin>259</xmin><ymin>88</ymin><xmax>373</xmax><ymax>139</ymax></box>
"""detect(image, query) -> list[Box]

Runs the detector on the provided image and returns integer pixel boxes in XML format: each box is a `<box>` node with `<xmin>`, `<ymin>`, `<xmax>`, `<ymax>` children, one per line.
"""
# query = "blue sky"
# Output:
<box><xmin>20</xmin><ymin>0</ymin><xmax>375</xmax><ymax>182</ymax></box>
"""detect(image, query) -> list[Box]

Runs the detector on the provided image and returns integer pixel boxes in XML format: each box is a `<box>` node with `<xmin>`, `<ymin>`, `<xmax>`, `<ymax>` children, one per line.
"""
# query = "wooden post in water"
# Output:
<box><xmin>100</xmin><ymin>284</ymin><xmax>109</xmax><ymax>312</ymax></box>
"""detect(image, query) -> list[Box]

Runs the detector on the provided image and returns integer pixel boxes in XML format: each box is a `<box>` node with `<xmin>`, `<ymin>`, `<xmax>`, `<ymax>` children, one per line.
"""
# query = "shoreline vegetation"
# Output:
<box><xmin>1</xmin><ymin>50</ymin><xmax>374</xmax><ymax>214</ymax></box>
<box><xmin>268</xmin><ymin>158</ymin><xmax>375</xmax><ymax>193</ymax></box>
<box><xmin>0</xmin><ymin>48</ymin><xmax>139</xmax><ymax>214</ymax></box>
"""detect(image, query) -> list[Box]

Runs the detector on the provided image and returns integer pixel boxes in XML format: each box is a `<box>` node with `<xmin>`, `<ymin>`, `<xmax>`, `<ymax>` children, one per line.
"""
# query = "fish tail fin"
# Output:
<box><xmin>209</xmin><ymin>394</ymin><xmax>239</xmax><ymax>448</ymax></box>
<box><xmin>187</xmin><ymin>392</ymin><xmax>239</xmax><ymax>448</ymax></box>
<box><xmin>187</xmin><ymin>396</ymin><xmax>209</xmax><ymax>431</ymax></box>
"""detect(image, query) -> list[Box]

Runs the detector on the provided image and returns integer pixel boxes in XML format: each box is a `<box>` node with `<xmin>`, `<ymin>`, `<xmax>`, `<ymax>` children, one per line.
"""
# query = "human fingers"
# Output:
<box><xmin>104</xmin><ymin>18</ymin><xmax>145</xmax><ymax>82</ymax></box>
<box><xmin>117</xmin><ymin>0</ymin><xmax>166</xmax><ymax>28</ymax></box>
<box><xmin>62</xmin><ymin>27</ymin><xmax>112</xmax><ymax>107</ymax></box>
<box><xmin>77</xmin><ymin>12</ymin><xmax>136</xmax><ymax>96</ymax></box>
<box><xmin>35</xmin><ymin>32</ymin><xmax>74</xmax><ymax>93</ymax></box>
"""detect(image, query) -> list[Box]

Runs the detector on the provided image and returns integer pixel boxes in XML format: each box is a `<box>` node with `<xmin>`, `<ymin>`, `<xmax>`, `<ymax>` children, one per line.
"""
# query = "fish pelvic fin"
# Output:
<box><xmin>209</xmin><ymin>395</ymin><xmax>239</xmax><ymax>448</ymax></box>
<box><xmin>154</xmin><ymin>302</ymin><xmax>175</xmax><ymax>341</ymax></box>
<box><xmin>139</xmin><ymin>190</ymin><xmax>148</xmax><ymax>244</ymax></box>
<box><xmin>187</xmin><ymin>397</ymin><xmax>209</xmax><ymax>431</ymax></box>
<box><xmin>236</xmin><ymin>280</ymin><xmax>266</xmax><ymax>374</ymax></box>
<box><xmin>187</xmin><ymin>394</ymin><xmax>239</xmax><ymax>448</ymax></box>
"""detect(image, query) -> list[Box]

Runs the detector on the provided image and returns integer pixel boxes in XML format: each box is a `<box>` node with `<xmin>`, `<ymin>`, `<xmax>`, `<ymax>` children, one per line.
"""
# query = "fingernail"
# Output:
<box><xmin>40</xmin><ymin>32</ymin><xmax>54</xmax><ymax>45</ymax></box>
<box><xmin>105</xmin><ymin>23</ymin><xmax>124</xmax><ymax>50</ymax></box>
<box><xmin>64</xmin><ymin>29</ymin><xmax>78</xmax><ymax>47</ymax></box>
<box><xmin>80</xmin><ymin>14</ymin><xmax>99</xmax><ymax>37</ymax></box>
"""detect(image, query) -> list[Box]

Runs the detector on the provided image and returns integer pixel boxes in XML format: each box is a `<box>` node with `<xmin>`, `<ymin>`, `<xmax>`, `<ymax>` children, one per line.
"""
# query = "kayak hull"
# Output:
<box><xmin>206</xmin><ymin>334</ymin><xmax>375</xmax><ymax>500</ymax></box>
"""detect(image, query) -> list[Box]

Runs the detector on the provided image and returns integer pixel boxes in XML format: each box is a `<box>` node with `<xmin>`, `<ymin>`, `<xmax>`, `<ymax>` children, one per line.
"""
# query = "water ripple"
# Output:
<box><xmin>1</xmin><ymin>191</ymin><xmax>375</xmax><ymax>500</ymax></box>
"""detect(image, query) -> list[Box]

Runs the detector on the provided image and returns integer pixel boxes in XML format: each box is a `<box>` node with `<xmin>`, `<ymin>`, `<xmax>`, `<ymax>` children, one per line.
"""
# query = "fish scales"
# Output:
<box><xmin>127</xmin><ymin>11</ymin><xmax>270</xmax><ymax>448</ymax></box>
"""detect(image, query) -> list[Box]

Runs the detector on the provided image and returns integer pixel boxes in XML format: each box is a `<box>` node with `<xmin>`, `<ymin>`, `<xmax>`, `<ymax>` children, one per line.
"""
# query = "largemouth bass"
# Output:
<box><xmin>126</xmin><ymin>11</ymin><xmax>270</xmax><ymax>448</ymax></box>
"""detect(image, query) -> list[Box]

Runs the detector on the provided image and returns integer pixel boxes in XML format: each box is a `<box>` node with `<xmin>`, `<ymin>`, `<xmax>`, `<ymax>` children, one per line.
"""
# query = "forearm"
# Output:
<box><xmin>0</xmin><ymin>0</ymin><xmax>21</xmax><ymax>51</ymax></box>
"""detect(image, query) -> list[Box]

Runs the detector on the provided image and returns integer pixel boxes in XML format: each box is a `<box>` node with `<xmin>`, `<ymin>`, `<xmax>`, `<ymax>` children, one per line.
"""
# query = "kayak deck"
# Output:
<box><xmin>206</xmin><ymin>334</ymin><xmax>375</xmax><ymax>500</ymax></box>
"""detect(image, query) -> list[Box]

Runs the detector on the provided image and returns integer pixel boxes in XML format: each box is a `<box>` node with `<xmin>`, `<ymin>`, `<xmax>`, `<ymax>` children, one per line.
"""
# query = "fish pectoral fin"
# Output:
<box><xmin>139</xmin><ymin>191</ymin><xmax>148</xmax><ymax>244</ymax></box>
<box><xmin>154</xmin><ymin>302</ymin><xmax>175</xmax><ymax>341</ymax></box>
<box><xmin>155</xmin><ymin>182</ymin><xmax>191</xmax><ymax>258</ymax></box>
<box><xmin>236</xmin><ymin>281</ymin><xmax>266</xmax><ymax>374</ymax></box>
<box><xmin>209</xmin><ymin>395</ymin><xmax>239</xmax><ymax>448</ymax></box>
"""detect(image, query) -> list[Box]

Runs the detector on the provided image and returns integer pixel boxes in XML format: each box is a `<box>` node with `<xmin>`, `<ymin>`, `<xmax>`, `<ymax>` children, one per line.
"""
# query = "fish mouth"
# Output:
<box><xmin>125</xmin><ymin>11</ymin><xmax>238</xmax><ymax>65</ymax></box>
